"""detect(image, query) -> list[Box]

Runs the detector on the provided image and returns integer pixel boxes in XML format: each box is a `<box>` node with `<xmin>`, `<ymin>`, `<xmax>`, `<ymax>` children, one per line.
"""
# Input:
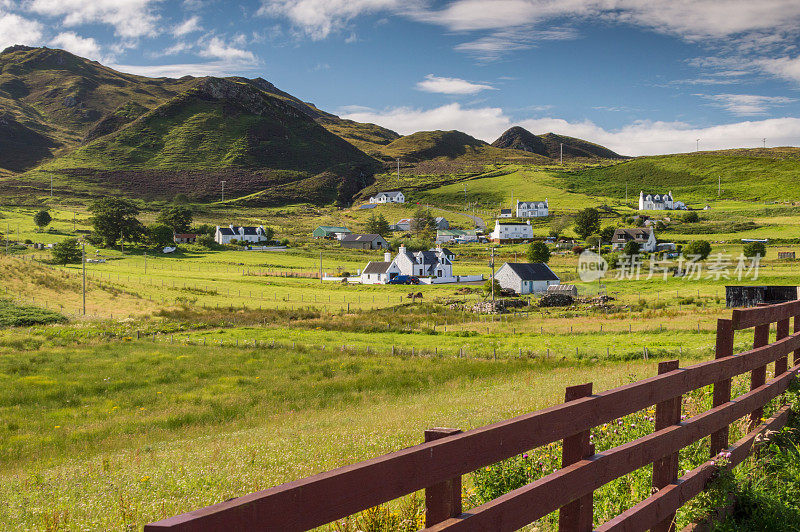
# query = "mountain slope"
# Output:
<box><xmin>491</xmin><ymin>126</ymin><xmax>624</xmax><ymax>159</ymax></box>
<box><xmin>491</xmin><ymin>126</ymin><xmax>548</xmax><ymax>155</ymax></box>
<box><xmin>378</xmin><ymin>130</ymin><xmax>549</xmax><ymax>164</ymax></box>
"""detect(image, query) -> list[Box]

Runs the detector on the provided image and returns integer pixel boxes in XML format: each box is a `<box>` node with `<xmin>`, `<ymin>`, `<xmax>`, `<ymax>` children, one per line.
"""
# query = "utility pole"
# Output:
<box><xmin>396</xmin><ymin>159</ymin><xmax>400</xmax><ymax>178</ymax></box>
<box><xmin>319</xmin><ymin>251</ymin><xmax>323</xmax><ymax>283</ymax></box>
<box><xmin>763</xmin><ymin>138</ymin><xmax>766</xmax><ymax>148</ymax></box>
<box><xmin>464</xmin><ymin>182</ymin><xmax>467</xmax><ymax>211</ymax></box>
<box><xmin>82</xmin><ymin>242</ymin><xmax>86</xmax><ymax>316</ymax></box>
<box><xmin>221</xmin><ymin>180</ymin><xmax>226</xmax><ymax>202</ymax></box>
<box><xmin>490</xmin><ymin>245</ymin><xmax>496</xmax><ymax>305</ymax></box>
<box><xmin>560</xmin><ymin>143</ymin><xmax>563</xmax><ymax>165</ymax></box>
<box><xmin>625</xmin><ymin>184</ymin><xmax>628</xmax><ymax>204</ymax></box>
<box><xmin>696</xmin><ymin>139</ymin><xmax>700</xmax><ymax>152</ymax></box>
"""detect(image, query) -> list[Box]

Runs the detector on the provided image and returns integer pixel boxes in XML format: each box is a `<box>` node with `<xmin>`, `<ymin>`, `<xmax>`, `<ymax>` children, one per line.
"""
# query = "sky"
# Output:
<box><xmin>3</xmin><ymin>0</ymin><xmax>800</xmax><ymax>155</ymax></box>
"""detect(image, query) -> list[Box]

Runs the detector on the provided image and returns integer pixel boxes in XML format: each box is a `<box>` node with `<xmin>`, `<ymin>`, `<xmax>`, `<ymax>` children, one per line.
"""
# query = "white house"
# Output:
<box><xmin>611</xmin><ymin>227</ymin><xmax>657</xmax><ymax>252</ymax></box>
<box><xmin>639</xmin><ymin>191</ymin><xmax>686</xmax><ymax>211</ymax></box>
<box><xmin>499</xmin><ymin>208</ymin><xmax>513</xmax><ymax>218</ymax></box>
<box><xmin>436</xmin><ymin>229</ymin><xmax>478</xmax><ymax>244</ymax></box>
<box><xmin>494</xmin><ymin>262</ymin><xmax>560</xmax><ymax>295</ymax></box>
<box><xmin>386</xmin><ymin>245</ymin><xmax>453</xmax><ymax>279</ymax></box>
<box><xmin>516</xmin><ymin>200</ymin><xmax>549</xmax><ymax>218</ymax></box>
<box><xmin>361</xmin><ymin>252</ymin><xmax>393</xmax><ymax>285</ymax></box>
<box><xmin>369</xmin><ymin>191</ymin><xmax>405</xmax><ymax>204</ymax></box>
<box><xmin>490</xmin><ymin>220</ymin><xmax>533</xmax><ymax>243</ymax></box>
<box><xmin>215</xmin><ymin>225</ymin><xmax>270</xmax><ymax>245</ymax></box>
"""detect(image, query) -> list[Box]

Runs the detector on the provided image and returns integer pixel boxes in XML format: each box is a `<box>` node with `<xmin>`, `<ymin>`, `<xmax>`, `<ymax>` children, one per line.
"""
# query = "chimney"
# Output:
<box><xmin>399</xmin><ymin>244</ymin><xmax>406</xmax><ymax>254</ymax></box>
<box><xmin>384</xmin><ymin>251</ymin><xmax>391</xmax><ymax>262</ymax></box>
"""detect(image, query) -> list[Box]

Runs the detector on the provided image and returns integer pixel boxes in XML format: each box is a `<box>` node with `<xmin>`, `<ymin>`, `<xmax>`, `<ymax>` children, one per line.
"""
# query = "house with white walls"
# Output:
<box><xmin>516</xmin><ymin>200</ymin><xmax>549</xmax><ymax>218</ymax></box>
<box><xmin>369</xmin><ymin>191</ymin><xmax>405</xmax><ymax>204</ymax></box>
<box><xmin>490</xmin><ymin>220</ymin><xmax>534</xmax><ymax>243</ymax></box>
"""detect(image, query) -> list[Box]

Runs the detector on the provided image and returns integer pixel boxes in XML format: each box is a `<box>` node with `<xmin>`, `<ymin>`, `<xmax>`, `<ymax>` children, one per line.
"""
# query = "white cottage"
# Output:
<box><xmin>494</xmin><ymin>263</ymin><xmax>560</xmax><ymax>295</ymax></box>
<box><xmin>611</xmin><ymin>227</ymin><xmax>657</xmax><ymax>252</ymax></box>
<box><xmin>215</xmin><ymin>225</ymin><xmax>270</xmax><ymax>245</ymax></box>
<box><xmin>516</xmin><ymin>200</ymin><xmax>549</xmax><ymax>218</ymax></box>
<box><xmin>361</xmin><ymin>252</ymin><xmax>393</xmax><ymax>284</ymax></box>
<box><xmin>490</xmin><ymin>220</ymin><xmax>533</xmax><ymax>243</ymax></box>
<box><xmin>369</xmin><ymin>191</ymin><xmax>405</xmax><ymax>204</ymax></box>
<box><xmin>639</xmin><ymin>191</ymin><xmax>686</xmax><ymax>211</ymax></box>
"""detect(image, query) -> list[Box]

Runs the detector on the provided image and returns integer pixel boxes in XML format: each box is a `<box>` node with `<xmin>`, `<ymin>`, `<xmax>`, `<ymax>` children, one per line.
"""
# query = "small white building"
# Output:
<box><xmin>639</xmin><ymin>191</ymin><xmax>686</xmax><ymax>211</ymax></box>
<box><xmin>516</xmin><ymin>200</ymin><xmax>549</xmax><ymax>218</ymax></box>
<box><xmin>611</xmin><ymin>227</ymin><xmax>657</xmax><ymax>253</ymax></box>
<box><xmin>215</xmin><ymin>225</ymin><xmax>270</xmax><ymax>245</ymax></box>
<box><xmin>436</xmin><ymin>229</ymin><xmax>478</xmax><ymax>244</ymax></box>
<box><xmin>369</xmin><ymin>191</ymin><xmax>405</xmax><ymax>204</ymax></box>
<box><xmin>361</xmin><ymin>252</ymin><xmax>393</xmax><ymax>284</ymax></box>
<box><xmin>494</xmin><ymin>263</ymin><xmax>560</xmax><ymax>295</ymax></box>
<box><xmin>490</xmin><ymin>220</ymin><xmax>533</xmax><ymax>243</ymax></box>
<box><xmin>499</xmin><ymin>208</ymin><xmax>513</xmax><ymax>218</ymax></box>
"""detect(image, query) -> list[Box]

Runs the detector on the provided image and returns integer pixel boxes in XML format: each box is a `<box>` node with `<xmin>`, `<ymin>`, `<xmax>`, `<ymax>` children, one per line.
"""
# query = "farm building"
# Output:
<box><xmin>173</xmin><ymin>233</ymin><xmax>197</xmax><ymax>244</ymax></box>
<box><xmin>516</xmin><ymin>200</ymin><xmax>549</xmax><ymax>218</ymax></box>
<box><xmin>611</xmin><ymin>228</ymin><xmax>657</xmax><ymax>252</ymax></box>
<box><xmin>490</xmin><ymin>220</ymin><xmax>533</xmax><ymax>243</ymax></box>
<box><xmin>547</xmin><ymin>284</ymin><xmax>577</xmax><ymax>297</ymax></box>
<box><xmin>340</xmin><ymin>234</ymin><xmax>389</xmax><ymax>250</ymax></box>
<box><xmin>436</xmin><ymin>229</ymin><xmax>478</xmax><ymax>244</ymax></box>
<box><xmin>313</xmin><ymin>226</ymin><xmax>351</xmax><ymax>239</ymax></box>
<box><xmin>215</xmin><ymin>225</ymin><xmax>270</xmax><ymax>245</ymax></box>
<box><xmin>494</xmin><ymin>262</ymin><xmax>560</xmax><ymax>295</ymax></box>
<box><xmin>369</xmin><ymin>191</ymin><xmax>405</xmax><ymax>204</ymax></box>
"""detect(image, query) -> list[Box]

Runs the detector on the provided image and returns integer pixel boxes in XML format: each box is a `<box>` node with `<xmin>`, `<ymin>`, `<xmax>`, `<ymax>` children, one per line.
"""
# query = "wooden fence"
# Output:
<box><xmin>144</xmin><ymin>300</ymin><xmax>800</xmax><ymax>532</ymax></box>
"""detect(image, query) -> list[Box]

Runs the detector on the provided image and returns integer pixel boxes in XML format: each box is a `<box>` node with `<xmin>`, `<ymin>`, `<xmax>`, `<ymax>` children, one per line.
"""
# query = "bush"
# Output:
<box><xmin>743</xmin><ymin>241</ymin><xmax>766</xmax><ymax>258</ymax></box>
<box><xmin>197</xmin><ymin>234</ymin><xmax>216</xmax><ymax>248</ymax></box>
<box><xmin>527</xmin><ymin>241</ymin><xmax>551</xmax><ymax>263</ymax></box>
<box><xmin>623</xmin><ymin>240</ymin><xmax>640</xmax><ymax>256</ymax></box>
<box><xmin>33</xmin><ymin>210</ymin><xmax>51</xmax><ymax>230</ymax></box>
<box><xmin>483</xmin><ymin>278</ymin><xmax>502</xmax><ymax>296</ymax></box>
<box><xmin>51</xmin><ymin>238</ymin><xmax>82</xmax><ymax>265</ymax></box>
<box><xmin>684</xmin><ymin>240</ymin><xmax>712</xmax><ymax>260</ymax></box>
<box><xmin>683</xmin><ymin>211</ymin><xmax>700</xmax><ymax>223</ymax></box>
<box><xmin>572</xmin><ymin>246</ymin><xmax>585</xmax><ymax>254</ymax></box>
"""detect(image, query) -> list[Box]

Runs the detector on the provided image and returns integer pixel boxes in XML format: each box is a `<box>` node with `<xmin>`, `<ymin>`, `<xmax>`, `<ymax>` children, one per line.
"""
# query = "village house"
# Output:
<box><xmin>611</xmin><ymin>227</ymin><xmax>657</xmax><ymax>252</ymax></box>
<box><xmin>494</xmin><ymin>262</ymin><xmax>560</xmax><ymax>295</ymax></box>
<box><xmin>499</xmin><ymin>208</ymin><xmax>513</xmax><ymax>218</ymax></box>
<box><xmin>516</xmin><ymin>199</ymin><xmax>549</xmax><ymax>218</ymax></box>
<box><xmin>173</xmin><ymin>233</ymin><xmax>198</xmax><ymax>244</ymax></box>
<box><xmin>490</xmin><ymin>220</ymin><xmax>533</xmax><ymax>243</ymax></box>
<box><xmin>436</xmin><ymin>229</ymin><xmax>479</xmax><ymax>244</ymax></box>
<box><xmin>369</xmin><ymin>191</ymin><xmax>405</xmax><ymax>204</ymax></box>
<box><xmin>340</xmin><ymin>234</ymin><xmax>389</xmax><ymax>250</ymax></box>
<box><xmin>214</xmin><ymin>225</ymin><xmax>270</xmax><ymax>245</ymax></box>
<box><xmin>360</xmin><ymin>252</ymin><xmax>393</xmax><ymax>284</ymax></box>
<box><xmin>360</xmin><ymin>246</ymin><xmax>477</xmax><ymax>285</ymax></box>
<box><xmin>392</xmin><ymin>216</ymin><xmax>449</xmax><ymax>232</ymax></box>
<box><xmin>639</xmin><ymin>191</ymin><xmax>686</xmax><ymax>211</ymax></box>
<box><xmin>312</xmin><ymin>226</ymin><xmax>352</xmax><ymax>239</ymax></box>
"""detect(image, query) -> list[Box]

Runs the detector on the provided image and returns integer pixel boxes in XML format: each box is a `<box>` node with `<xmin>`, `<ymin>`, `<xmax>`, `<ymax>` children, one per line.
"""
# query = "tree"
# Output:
<box><xmin>51</xmin><ymin>238</ymin><xmax>82</xmax><ymax>265</ymax></box>
<box><xmin>147</xmin><ymin>224</ymin><xmax>174</xmax><ymax>247</ymax></box>
<box><xmin>549</xmin><ymin>216</ymin><xmax>571</xmax><ymax>238</ymax></box>
<box><xmin>684</xmin><ymin>240</ymin><xmax>712</xmax><ymax>260</ymax></box>
<box><xmin>527</xmin><ymin>241</ymin><xmax>551</xmax><ymax>263</ymax></box>
<box><xmin>743</xmin><ymin>241</ymin><xmax>766</xmax><ymax>258</ymax></box>
<box><xmin>262</xmin><ymin>226</ymin><xmax>275</xmax><ymax>242</ymax></box>
<box><xmin>411</xmin><ymin>208</ymin><xmax>436</xmax><ymax>235</ymax></box>
<box><xmin>586</xmin><ymin>234</ymin><xmax>602</xmax><ymax>249</ymax></box>
<box><xmin>375</xmin><ymin>214</ymin><xmax>391</xmax><ymax>237</ymax></box>
<box><xmin>88</xmin><ymin>198</ymin><xmax>143</xmax><ymax>247</ymax></box>
<box><xmin>483</xmin><ymin>277</ymin><xmax>501</xmax><ymax>297</ymax></box>
<box><xmin>683</xmin><ymin>211</ymin><xmax>700</xmax><ymax>223</ymax></box>
<box><xmin>33</xmin><ymin>210</ymin><xmax>51</xmax><ymax>231</ymax></box>
<box><xmin>599</xmin><ymin>226</ymin><xmax>616</xmax><ymax>243</ymax></box>
<box><xmin>622</xmin><ymin>240</ymin><xmax>640</xmax><ymax>257</ymax></box>
<box><xmin>574</xmin><ymin>208</ymin><xmax>601</xmax><ymax>240</ymax></box>
<box><xmin>156</xmin><ymin>206</ymin><xmax>193</xmax><ymax>233</ymax></box>
<box><xmin>197</xmin><ymin>234</ymin><xmax>216</xmax><ymax>248</ymax></box>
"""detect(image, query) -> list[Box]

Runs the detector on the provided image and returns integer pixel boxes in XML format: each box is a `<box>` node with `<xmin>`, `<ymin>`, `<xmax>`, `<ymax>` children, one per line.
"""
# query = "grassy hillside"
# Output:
<box><xmin>491</xmin><ymin>127</ymin><xmax>624</xmax><ymax>160</ymax></box>
<box><xmin>561</xmin><ymin>148</ymin><xmax>800</xmax><ymax>203</ymax></box>
<box><xmin>317</xmin><ymin>117</ymin><xmax>400</xmax><ymax>158</ymax></box>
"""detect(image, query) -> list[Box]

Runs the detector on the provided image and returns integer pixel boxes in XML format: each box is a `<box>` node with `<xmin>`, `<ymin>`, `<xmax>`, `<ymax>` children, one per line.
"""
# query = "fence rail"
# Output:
<box><xmin>145</xmin><ymin>300</ymin><xmax>800</xmax><ymax>532</ymax></box>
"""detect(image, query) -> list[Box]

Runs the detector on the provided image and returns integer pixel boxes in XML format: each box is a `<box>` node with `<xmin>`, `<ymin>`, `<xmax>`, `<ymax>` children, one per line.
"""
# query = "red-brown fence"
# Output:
<box><xmin>144</xmin><ymin>300</ymin><xmax>800</xmax><ymax>532</ymax></box>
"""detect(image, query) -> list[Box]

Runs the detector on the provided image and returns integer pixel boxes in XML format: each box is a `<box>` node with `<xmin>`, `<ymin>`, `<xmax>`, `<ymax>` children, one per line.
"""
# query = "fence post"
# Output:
<box><xmin>559</xmin><ymin>382</ymin><xmax>594</xmax><ymax>532</ymax></box>
<box><xmin>424</xmin><ymin>428</ymin><xmax>462</xmax><ymax>527</ymax></box>
<box><xmin>711</xmin><ymin>319</ymin><xmax>734</xmax><ymax>456</ymax></box>
<box><xmin>776</xmin><ymin>318</ymin><xmax>790</xmax><ymax>376</ymax></box>
<box><xmin>652</xmin><ymin>359</ymin><xmax>681</xmax><ymax>532</ymax></box>
<box><xmin>750</xmin><ymin>322</ymin><xmax>770</xmax><ymax>430</ymax></box>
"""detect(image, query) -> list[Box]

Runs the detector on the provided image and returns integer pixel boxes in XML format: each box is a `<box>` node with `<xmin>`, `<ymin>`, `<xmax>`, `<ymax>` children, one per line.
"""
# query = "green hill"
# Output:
<box><xmin>561</xmin><ymin>148</ymin><xmax>800</xmax><ymax>203</ymax></box>
<box><xmin>379</xmin><ymin>130</ymin><xmax>549</xmax><ymax>164</ymax></box>
<box><xmin>491</xmin><ymin>126</ymin><xmax>624</xmax><ymax>159</ymax></box>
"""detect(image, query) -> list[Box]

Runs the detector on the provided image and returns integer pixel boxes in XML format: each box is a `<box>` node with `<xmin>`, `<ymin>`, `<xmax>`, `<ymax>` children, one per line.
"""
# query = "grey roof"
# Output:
<box><xmin>341</xmin><ymin>233</ymin><xmax>384</xmax><ymax>242</ymax></box>
<box><xmin>363</xmin><ymin>261</ymin><xmax>390</xmax><ymax>274</ymax></box>
<box><xmin>612</xmin><ymin>228</ymin><xmax>653</xmax><ymax>243</ymax></box>
<box><xmin>374</xmin><ymin>190</ymin><xmax>403</xmax><ymax>198</ymax></box>
<box><xmin>500</xmin><ymin>208</ymin><xmax>512</xmax><ymax>214</ymax></box>
<box><xmin>218</xmin><ymin>227</ymin><xmax>235</xmax><ymax>235</ymax></box>
<box><xmin>517</xmin><ymin>200</ymin><xmax>547</xmax><ymax>208</ymax></box>
<box><xmin>434</xmin><ymin>247</ymin><xmax>454</xmax><ymax>256</ymax></box>
<box><xmin>501</xmin><ymin>262</ymin><xmax>559</xmax><ymax>281</ymax></box>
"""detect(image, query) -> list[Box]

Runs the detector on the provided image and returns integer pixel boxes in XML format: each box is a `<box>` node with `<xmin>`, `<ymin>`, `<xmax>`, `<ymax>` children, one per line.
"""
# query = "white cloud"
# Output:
<box><xmin>257</xmin><ymin>0</ymin><xmax>403</xmax><ymax>40</ymax></box>
<box><xmin>340</xmin><ymin>102</ymin><xmax>800</xmax><ymax>156</ymax></box>
<box><xmin>50</xmin><ymin>31</ymin><xmax>102</xmax><ymax>60</ymax></box>
<box><xmin>0</xmin><ymin>11</ymin><xmax>43</xmax><ymax>50</ymax></box>
<box><xmin>698</xmin><ymin>93</ymin><xmax>796</xmax><ymax>116</ymax></box>
<box><xmin>173</xmin><ymin>16</ymin><xmax>202</xmax><ymax>37</ymax></box>
<box><xmin>416</xmin><ymin>74</ymin><xmax>495</xmax><ymax>95</ymax></box>
<box><xmin>27</xmin><ymin>0</ymin><xmax>160</xmax><ymax>38</ymax></box>
<box><xmin>107</xmin><ymin>61</ymin><xmax>258</xmax><ymax>78</ymax></box>
<box><xmin>454</xmin><ymin>27</ymin><xmax>577</xmax><ymax>60</ymax></box>
<box><xmin>198</xmin><ymin>36</ymin><xmax>256</xmax><ymax>62</ymax></box>
<box><xmin>756</xmin><ymin>55</ymin><xmax>800</xmax><ymax>84</ymax></box>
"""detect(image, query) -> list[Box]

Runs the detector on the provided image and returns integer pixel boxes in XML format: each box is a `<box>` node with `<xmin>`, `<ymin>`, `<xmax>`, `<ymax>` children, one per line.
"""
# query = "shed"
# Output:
<box><xmin>313</xmin><ymin>226</ymin><xmax>351</xmax><ymax>239</ymax></box>
<box><xmin>547</xmin><ymin>284</ymin><xmax>577</xmax><ymax>297</ymax></box>
<box><xmin>340</xmin><ymin>234</ymin><xmax>389</xmax><ymax>250</ymax></box>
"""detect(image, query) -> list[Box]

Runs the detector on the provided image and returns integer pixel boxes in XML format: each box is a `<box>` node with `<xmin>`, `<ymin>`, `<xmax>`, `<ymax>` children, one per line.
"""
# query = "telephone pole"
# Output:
<box><xmin>490</xmin><ymin>245</ymin><xmax>496</xmax><ymax>305</ymax></box>
<box><xmin>396</xmin><ymin>159</ymin><xmax>400</xmax><ymax>178</ymax></box>
<box><xmin>464</xmin><ymin>182</ymin><xmax>467</xmax><ymax>211</ymax></box>
<box><xmin>144</xmin><ymin>252</ymin><xmax>147</xmax><ymax>274</ymax></box>
<box><xmin>319</xmin><ymin>251</ymin><xmax>323</xmax><ymax>283</ymax></box>
<box><xmin>221</xmin><ymin>180</ymin><xmax>226</xmax><ymax>202</ymax></box>
<box><xmin>560</xmin><ymin>143</ymin><xmax>563</xmax><ymax>165</ymax></box>
<box><xmin>81</xmin><ymin>242</ymin><xmax>86</xmax><ymax>316</ymax></box>
<box><xmin>696</xmin><ymin>139</ymin><xmax>700</xmax><ymax>151</ymax></box>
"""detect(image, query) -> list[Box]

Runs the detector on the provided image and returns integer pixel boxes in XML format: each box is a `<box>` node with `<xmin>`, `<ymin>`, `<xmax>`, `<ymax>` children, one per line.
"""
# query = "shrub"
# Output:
<box><xmin>684</xmin><ymin>240</ymin><xmax>712</xmax><ymax>260</ymax></box>
<box><xmin>572</xmin><ymin>245</ymin><xmax>585</xmax><ymax>255</ymax></box>
<box><xmin>197</xmin><ymin>234</ymin><xmax>216</xmax><ymax>248</ymax></box>
<box><xmin>683</xmin><ymin>211</ymin><xmax>700</xmax><ymax>223</ymax></box>
<box><xmin>527</xmin><ymin>241</ymin><xmax>551</xmax><ymax>263</ymax></box>
<box><xmin>33</xmin><ymin>210</ymin><xmax>51</xmax><ymax>230</ymax></box>
<box><xmin>51</xmin><ymin>238</ymin><xmax>82</xmax><ymax>265</ymax></box>
<box><xmin>623</xmin><ymin>240</ymin><xmax>640</xmax><ymax>257</ymax></box>
<box><xmin>743</xmin><ymin>241</ymin><xmax>766</xmax><ymax>258</ymax></box>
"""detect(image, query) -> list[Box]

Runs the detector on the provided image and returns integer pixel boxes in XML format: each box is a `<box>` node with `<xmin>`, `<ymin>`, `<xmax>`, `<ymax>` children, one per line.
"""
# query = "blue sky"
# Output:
<box><xmin>3</xmin><ymin>0</ymin><xmax>800</xmax><ymax>155</ymax></box>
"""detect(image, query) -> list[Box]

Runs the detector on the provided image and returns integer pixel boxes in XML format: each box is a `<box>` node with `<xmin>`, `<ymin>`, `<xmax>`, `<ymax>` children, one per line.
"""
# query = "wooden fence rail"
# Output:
<box><xmin>144</xmin><ymin>300</ymin><xmax>800</xmax><ymax>532</ymax></box>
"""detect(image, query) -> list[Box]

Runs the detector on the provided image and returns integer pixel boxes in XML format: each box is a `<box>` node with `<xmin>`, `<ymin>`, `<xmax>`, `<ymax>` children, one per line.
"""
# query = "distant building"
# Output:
<box><xmin>313</xmin><ymin>226</ymin><xmax>351</xmax><ymax>239</ymax></box>
<box><xmin>361</xmin><ymin>252</ymin><xmax>393</xmax><ymax>285</ymax></box>
<box><xmin>340</xmin><ymin>234</ymin><xmax>389</xmax><ymax>250</ymax></box>
<box><xmin>369</xmin><ymin>191</ymin><xmax>405</xmax><ymax>204</ymax></box>
<box><xmin>173</xmin><ymin>233</ymin><xmax>198</xmax><ymax>244</ymax></box>
<box><xmin>516</xmin><ymin>200</ymin><xmax>549</xmax><ymax>218</ymax></box>
<box><xmin>490</xmin><ymin>220</ymin><xmax>533</xmax><ymax>243</ymax></box>
<box><xmin>436</xmin><ymin>229</ymin><xmax>478</xmax><ymax>244</ymax></box>
<box><xmin>215</xmin><ymin>225</ymin><xmax>270</xmax><ymax>245</ymax></box>
<box><xmin>499</xmin><ymin>208</ymin><xmax>513</xmax><ymax>218</ymax></box>
<box><xmin>494</xmin><ymin>262</ymin><xmax>560</xmax><ymax>295</ymax></box>
<box><xmin>387</xmin><ymin>245</ymin><xmax>453</xmax><ymax>279</ymax></box>
<box><xmin>611</xmin><ymin>228</ymin><xmax>657</xmax><ymax>252</ymax></box>
<box><xmin>393</xmin><ymin>216</ymin><xmax>449</xmax><ymax>232</ymax></box>
<box><xmin>639</xmin><ymin>191</ymin><xmax>686</xmax><ymax>211</ymax></box>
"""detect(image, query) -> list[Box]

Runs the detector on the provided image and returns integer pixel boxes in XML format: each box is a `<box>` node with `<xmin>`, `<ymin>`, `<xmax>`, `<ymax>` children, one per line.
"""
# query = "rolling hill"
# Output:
<box><xmin>492</xmin><ymin>126</ymin><xmax>624</xmax><ymax>159</ymax></box>
<box><xmin>379</xmin><ymin>130</ymin><xmax>550</xmax><ymax>164</ymax></box>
